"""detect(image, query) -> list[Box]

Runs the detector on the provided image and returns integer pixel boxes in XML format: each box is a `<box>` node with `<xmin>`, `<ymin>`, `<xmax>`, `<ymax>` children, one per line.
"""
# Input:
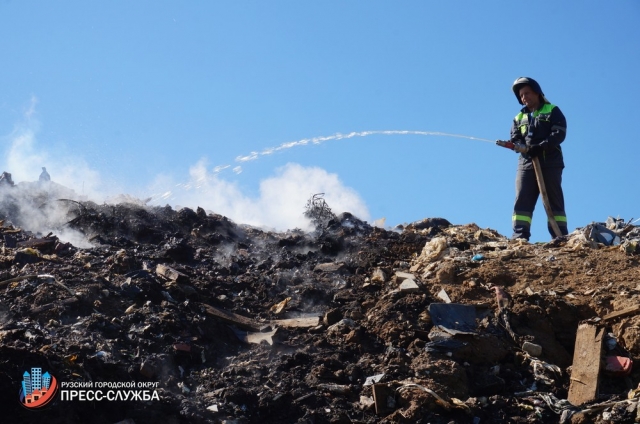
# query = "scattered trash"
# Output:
<box><xmin>0</xmin><ymin>187</ymin><xmax>636</xmax><ymax>423</ymax></box>
<box><xmin>371</xmin><ymin>268</ymin><xmax>387</xmax><ymax>283</ymax></box>
<box><xmin>425</xmin><ymin>338</ymin><xmax>468</xmax><ymax>353</ymax></box>
<box><xmin>161</xmin><ymin>291</ymin><xmax>177</xmax><ymax>303</ymax></box>
<box><xmin>529</xmin><ymin>357</ymin><xmax>562</xmax><ymax>385</ymax></box>
<box><xmin>585</xmin><ymin>222</ymin><xmax>621</xmax><ymax>246</ymax></box>
<box><xmin>316</xmin><ymin>383</ymin><xmax>351</xmax><ymax>395</ymax></box>
<box><xmin>437</xmin><ymin>288</ymin><xmax>452</xmax><ymax>303</ymax></box>
<box><xmin>428</xmin><ymin>303</ymin><xmax>477</xmax><ymax>335</ymax></box>
<box><xmin>359</xmin><ymin>395</ymin><xmax>375</xmax><ymax>409</ymax></box>
<box><xmin>269</xmin><ymin>297</ymin><xmax>291</xmax><ymax>314</ymax></box>
<box><xmin>113</xmin><ymin>419</ymin><xmax>136</xmax><ymax>424</ymax></box>
<box><xmin>396</xmin><ymin>383</ymin><xmax>454</xmax><ymax>410</ymax></box>
<box><xmin>494</xmin><ymin>286</ymin><xmax>511</xmax><ymax>311</ymax></box>
<box><xmin>363</xmin><ymin>373</ymin><xmax>385</xmax><ymax>386</ymax></box>
<box><xmin>178</xmin><ymin>381</ymin><xmax>190</xmax><ymax>394</ymax></box>
<box><xmin>416</xmin><ymin>236</ymin><xmax>449</xmax><ymax>264</ymax></box>
<box><xmin>621</xmin><ymin>239</ymin><xmax>639</xmax><ymax>254</ymax></box>
<box><xmin>605</xmin><ymin>356</ymin><xmax>633</xmax><ymax>376</ymax></box>
<box><xmin>605</xmin><ymin>333</ymin><xmax>618</xmax><ymax>350</ymax></box>
<box><xmin>372</xmin><ymin>383</ymin><xmax>396</xmax><ymax>415</ymax></box>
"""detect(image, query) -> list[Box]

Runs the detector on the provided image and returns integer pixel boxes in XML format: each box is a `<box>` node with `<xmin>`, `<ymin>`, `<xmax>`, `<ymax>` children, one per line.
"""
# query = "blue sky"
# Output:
<box><xmin>1</xmin><ymin>1</ymin><xmax>639</xmax><ymax>242</ymax></box>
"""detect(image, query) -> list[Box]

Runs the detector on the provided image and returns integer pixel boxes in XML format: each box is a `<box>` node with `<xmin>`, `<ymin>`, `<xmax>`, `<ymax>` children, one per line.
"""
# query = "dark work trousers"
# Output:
<box><xmin>512</xmin><ymin>165</ymin><xmax>568</xmax><ymax>240</ymax></box>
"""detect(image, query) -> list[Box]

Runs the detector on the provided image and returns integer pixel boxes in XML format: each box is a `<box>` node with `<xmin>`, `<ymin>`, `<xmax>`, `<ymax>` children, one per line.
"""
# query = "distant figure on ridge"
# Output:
<box><xmin>39</xmin><ymin>167</ymin><xmax>51</xmax><ymax>182</ymax></box>
<box><xmin>0</xmin><ymin>172</ymin><xmax>15</xmax><ymax>186</ymax></box>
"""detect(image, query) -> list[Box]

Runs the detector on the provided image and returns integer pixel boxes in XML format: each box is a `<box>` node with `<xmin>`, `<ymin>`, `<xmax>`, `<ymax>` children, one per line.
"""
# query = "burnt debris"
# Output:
<box><xmin>0</xmin><ymin>195</ymin><xmax>639</xmax><ymax>423</ymax></box>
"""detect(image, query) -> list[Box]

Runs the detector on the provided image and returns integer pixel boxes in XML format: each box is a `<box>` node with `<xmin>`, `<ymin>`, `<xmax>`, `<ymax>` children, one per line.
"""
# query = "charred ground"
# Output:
<box><xmin>0</xmin><ymin>197</ymin><xmax>639</xmax><ymax>424</ymax></box>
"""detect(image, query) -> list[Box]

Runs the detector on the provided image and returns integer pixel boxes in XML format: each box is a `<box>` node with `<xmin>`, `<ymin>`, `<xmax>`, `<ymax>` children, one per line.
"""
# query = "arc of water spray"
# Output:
<box><xmin>222</xmin><ymin>130</ymin><xmax>493</xmax><ymax>174</ymax></box>
<box><xmin>158</xmin><ymin>130</ymin><xmax>493</xmax><ymax>200</ymax></box>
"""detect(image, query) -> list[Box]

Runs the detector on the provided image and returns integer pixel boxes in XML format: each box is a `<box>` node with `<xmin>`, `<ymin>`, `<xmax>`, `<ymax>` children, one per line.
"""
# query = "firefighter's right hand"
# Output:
<box><xmin>513</xmin><ymin>143</ymin><xmax>529</xmax><ymax>154</ymax></box>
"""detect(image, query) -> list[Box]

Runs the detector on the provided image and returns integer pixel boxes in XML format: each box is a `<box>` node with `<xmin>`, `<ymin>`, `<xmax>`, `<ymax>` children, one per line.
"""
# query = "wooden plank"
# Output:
<box><xmin>16</xmin><ymin>237</ymin><xmax>56</xmax><ymax>252</ymax></box>
<box><xmin>200</xmin><ymin>303</ymin><xmax>265</xmax><ymax>332</ymax></box>
<box><xmin>568</xmin><ymin>324</ymin><xmax>604</xmax><ymax>406</ymax></box>
<box><xmin>372</xmin><ymin>384</ymin><xmax>395</xmax><ymax>415</ymax></box>
<box><xmin>272</xmin><ymin>316</ymin><xmax>320</xmax><ymax>328</ymax></box>
<box><xmin>603</xmin><ymin>305</ymin><xmax>640</xmax><ymax>322</ymax></box>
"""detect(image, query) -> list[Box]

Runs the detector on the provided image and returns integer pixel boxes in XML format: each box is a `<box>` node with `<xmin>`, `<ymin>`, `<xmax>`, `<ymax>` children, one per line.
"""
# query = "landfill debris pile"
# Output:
<box><xmin>0</xmin><ymin>197</ymin><xmax>639</xmax><ymax>423</ymax></box>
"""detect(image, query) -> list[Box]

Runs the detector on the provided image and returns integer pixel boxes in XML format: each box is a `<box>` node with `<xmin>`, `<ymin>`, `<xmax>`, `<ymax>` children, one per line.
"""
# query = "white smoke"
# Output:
<box><xmin>1</xmin><ymin>97</ymin><xmax>110</xmax><ymax>201</ymax></box>
<box><xmin>1</xmin><ymin>99</ymin><xmax>373</xmax><ymax>240</ymax></box>
<box><xmin>0</xmin><ymin>100</ymin><xmax>114</xmax><ymax>245</ymax></box>
<box><xmin>149</xmin><ymin>160</ymin><xmax>371</xmax><ymax>231</ymax></box>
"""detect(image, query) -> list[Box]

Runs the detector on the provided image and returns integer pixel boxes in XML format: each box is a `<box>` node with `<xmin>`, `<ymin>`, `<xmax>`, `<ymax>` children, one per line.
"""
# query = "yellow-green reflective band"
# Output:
<box><xmin>533</xmin><ymin>104</ymin><xmax>556</xmax><ymax>117</ymax></box>
<box><xmin>552</xmin><ymin>216</ymin><xmax>567</xmax><ymax>223</ymax></box>
<box><xmin>512</xmin><ymin>214</ymin><xmax>532</xmax><ymax>224</ymax></box>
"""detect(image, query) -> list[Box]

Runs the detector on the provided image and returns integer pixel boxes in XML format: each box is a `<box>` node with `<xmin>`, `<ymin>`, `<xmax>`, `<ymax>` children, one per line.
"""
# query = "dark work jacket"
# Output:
<box><xmin>510</xmin><ymin>103</ymin><xmax>567</xmax><ymax>169</ymax></box>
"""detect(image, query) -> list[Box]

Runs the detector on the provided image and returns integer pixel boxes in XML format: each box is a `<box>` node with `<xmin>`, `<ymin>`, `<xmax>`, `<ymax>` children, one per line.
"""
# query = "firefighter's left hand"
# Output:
<box><xmin>527</xmin><ymin>144</ymin><xmax>543</xmax><ymax>157</ymax></box>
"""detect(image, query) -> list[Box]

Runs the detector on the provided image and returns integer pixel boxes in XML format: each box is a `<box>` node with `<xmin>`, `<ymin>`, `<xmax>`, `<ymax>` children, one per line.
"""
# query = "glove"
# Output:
<box><xmin>527</xmin><ymin>143</ymin><xmax>546</xmax><ymax>157</ymax></box>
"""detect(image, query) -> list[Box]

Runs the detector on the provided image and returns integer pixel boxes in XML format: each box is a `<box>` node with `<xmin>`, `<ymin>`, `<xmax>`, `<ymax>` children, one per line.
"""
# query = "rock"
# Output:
<box><xmin>398</xmin><ymin>279</ymin><xmax>420</xmax><ymax>293</ymax></box>
<box><xmin>522</xmin><ymin>341</ymin><xmax>543</xmax><ymax>357</ymax></box>
<box><xmin>395</xmin><ymin>271</ymin><xmax>416</xmax><ymax>282</ymax></box>
<box><xmin>435</xmin><ymin>262</ymin><xmax>457</xmax><ymax>284</ymax></box>
<box><xmin>323</xmin><ymin>308</ymin><xmax>343</xmax><ymax>326</ymax></box>
<box><xmin>313</xmin><ymin>262</ymin><xmax>346</xmax><ymax>273</ymax></box>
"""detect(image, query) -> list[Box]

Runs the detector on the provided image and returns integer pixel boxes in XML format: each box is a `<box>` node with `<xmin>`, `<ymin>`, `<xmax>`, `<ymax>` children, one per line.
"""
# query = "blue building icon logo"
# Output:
<box><xmin>19</xmin><ymin>367</ymin><xmax>58</xmax><ymax>408</ymax></box>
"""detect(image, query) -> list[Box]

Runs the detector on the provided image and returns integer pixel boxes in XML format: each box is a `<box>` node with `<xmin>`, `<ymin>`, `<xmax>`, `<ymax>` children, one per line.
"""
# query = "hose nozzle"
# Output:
<box><xmin>496</xmin><ymin>140</ymin><xmax>528</xmax><ymax>153</ymax></box>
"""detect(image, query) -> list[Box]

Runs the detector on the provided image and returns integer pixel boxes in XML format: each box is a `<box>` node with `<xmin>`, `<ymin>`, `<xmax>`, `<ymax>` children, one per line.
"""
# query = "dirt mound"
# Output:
<box><xmin>0</xmin><ymin>200</ymin><xmax>639</xmax><ymax>423</ymax></box>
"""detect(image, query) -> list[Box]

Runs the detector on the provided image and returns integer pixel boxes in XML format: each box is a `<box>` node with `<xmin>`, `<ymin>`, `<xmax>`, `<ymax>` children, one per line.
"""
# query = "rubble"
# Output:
<box><xmin>0</xmin><ymin>195</ymin><xmax>639</xmax><ymax>423</ymax></box>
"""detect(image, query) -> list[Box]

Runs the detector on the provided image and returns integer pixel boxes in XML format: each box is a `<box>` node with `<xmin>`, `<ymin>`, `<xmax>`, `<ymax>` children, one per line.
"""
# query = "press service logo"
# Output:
<box><xmin>19</xmin><ymin>367</ymin><xmax>58</xmax><ymax>409</ymax></box>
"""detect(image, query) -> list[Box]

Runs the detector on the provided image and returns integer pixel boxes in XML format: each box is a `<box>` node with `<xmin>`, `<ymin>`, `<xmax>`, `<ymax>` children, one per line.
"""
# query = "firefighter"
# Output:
<box><xmin>509</xmin><ymin>77</ymin><xmax>568</xmax><ymax>240</ymax></box>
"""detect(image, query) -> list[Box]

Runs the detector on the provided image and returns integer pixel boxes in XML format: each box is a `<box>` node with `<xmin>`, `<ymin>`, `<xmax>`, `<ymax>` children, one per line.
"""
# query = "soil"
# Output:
<box><xmin>0</xmin><ymin>196</ymin><xmax>639</xmax><ymax>424</ymax></box>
